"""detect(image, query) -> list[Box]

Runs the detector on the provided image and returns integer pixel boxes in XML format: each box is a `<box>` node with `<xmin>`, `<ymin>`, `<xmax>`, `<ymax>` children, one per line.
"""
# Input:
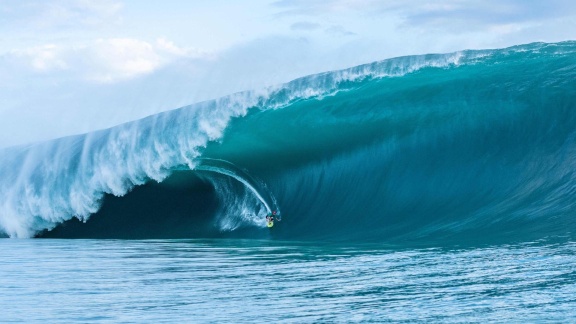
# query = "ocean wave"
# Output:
<box><xmin>2</xmin><ymin>41</ymin><xmax>576</xmax><ymax>241</ymax></box>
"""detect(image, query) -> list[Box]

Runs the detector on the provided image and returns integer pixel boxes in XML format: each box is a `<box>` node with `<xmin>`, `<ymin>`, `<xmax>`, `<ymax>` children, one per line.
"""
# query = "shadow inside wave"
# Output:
<box><xmin>38</xmin><ymin>171</ymin><xmax>221</xmax><ymax>239</ymax></box>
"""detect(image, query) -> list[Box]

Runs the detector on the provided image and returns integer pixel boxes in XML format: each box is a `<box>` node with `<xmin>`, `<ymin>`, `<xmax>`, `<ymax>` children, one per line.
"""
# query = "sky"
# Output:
<box><xmin>1</xmin><ymin>0</ymin><xmax>575</xmax><ymax>147</ymax></box>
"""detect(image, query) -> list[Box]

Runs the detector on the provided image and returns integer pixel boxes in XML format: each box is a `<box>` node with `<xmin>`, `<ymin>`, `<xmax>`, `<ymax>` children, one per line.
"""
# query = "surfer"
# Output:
<box><xmin>266</xmin><ymin>213</ymin><xmax>274</xmax><ymax>228</ymax></box>
<box><xmin>266</xmin><ymin>211</ymin><xmax>279</xmax><ymax>227</ymax></box>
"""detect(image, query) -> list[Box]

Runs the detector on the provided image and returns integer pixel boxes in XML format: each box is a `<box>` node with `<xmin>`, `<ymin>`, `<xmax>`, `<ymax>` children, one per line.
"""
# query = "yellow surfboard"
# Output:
<box><xmin>267</xmin><ymin>220</ymin><xmax>274</xmax><ymax>228</ymax></box>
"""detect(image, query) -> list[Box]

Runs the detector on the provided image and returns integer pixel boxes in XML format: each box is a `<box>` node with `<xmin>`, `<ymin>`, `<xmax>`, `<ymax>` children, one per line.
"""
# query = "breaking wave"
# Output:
<box><xmin>1</xmin><ymin>41</ymin><xmax>575</xmax><ymax>245</ymax></box>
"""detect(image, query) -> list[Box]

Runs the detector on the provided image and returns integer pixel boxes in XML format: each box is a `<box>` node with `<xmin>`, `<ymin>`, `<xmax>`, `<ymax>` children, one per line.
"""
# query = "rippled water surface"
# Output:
<box><xmin>1</xmin><ymin>239</ymin><xmax>575</xmax><ymax>322</ymax></box>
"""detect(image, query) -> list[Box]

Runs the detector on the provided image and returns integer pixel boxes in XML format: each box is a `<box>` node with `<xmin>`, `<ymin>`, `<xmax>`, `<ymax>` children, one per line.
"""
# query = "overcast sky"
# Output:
<box><xmin>1</xmin><ymin>0</ymin><xmax>575</xmax><ymax>147</ymax></box>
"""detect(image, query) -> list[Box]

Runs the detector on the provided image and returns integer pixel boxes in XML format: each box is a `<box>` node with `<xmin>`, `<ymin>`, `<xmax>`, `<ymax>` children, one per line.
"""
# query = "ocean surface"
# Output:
<box><xmin>1</xmin><ymin>41</ymin><xmax>576</xmax><ymax>321</ymax></box>
<box><xmin>2</xmin><ymin>239</ymin><xmax>575</xmax><ymax>322</ymax></box>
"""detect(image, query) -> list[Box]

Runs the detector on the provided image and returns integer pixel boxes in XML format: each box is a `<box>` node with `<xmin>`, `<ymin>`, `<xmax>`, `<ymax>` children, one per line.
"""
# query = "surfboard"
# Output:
<box><xmin>267</xmin><ymin>220</ymin><xmax>274</xmax><ymax>228</ymax></box>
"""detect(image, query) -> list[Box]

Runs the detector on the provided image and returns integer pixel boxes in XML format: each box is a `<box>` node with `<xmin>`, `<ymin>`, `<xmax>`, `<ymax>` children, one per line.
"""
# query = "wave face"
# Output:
<box><xmin>2</xmin><ymin>41</ymin><xmax>576</xmax><ymax>243</ymax></box>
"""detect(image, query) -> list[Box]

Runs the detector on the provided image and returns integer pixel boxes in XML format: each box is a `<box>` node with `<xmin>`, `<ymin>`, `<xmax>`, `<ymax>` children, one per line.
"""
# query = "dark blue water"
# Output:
<box><xmin>1</xmin><ymin>41</ymin><xmax>576</xmax><ymax>321</ymax></box>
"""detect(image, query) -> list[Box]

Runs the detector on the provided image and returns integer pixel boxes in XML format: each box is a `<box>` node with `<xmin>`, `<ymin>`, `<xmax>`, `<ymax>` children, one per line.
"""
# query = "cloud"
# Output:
<box><xmin>393</xmin><ymin>1</ymin><xmax>576</xmax><ymax>32</ymax></box>
<box><xmin>325</xmin><ymin>25</ymin><xmax>356</xmax><ymax>36</ymax></box>
<box><xmin>81</xmin><ymin>38</ymin><xmax>163</xmax><ymax>82</ymax></box>
<box><xmin>273</xmin><ymin>0</ymin><xmax>379</xmax><ymax>16</ymax></box>
<box><xmin>1</xmin><ymin>38</ymin><xmax>210</xmax><ymax>83</ymax></box>
<box><xmin>6</xmin><ymin>45</ymin><xmax>68</xmax><ymax>72</ymax></box>
<box><xmin>273</xmin><ymin>0</ymin><xmax>576</xmax><ymax>31</ymax></box>
<box><xmin>0</xmin><ymin>0</ymin><xmax>123</xmax><ymax>30</ymax></box>
<box><xmin>290</xmin><ymin>21</ymin><xmax>321</xmax><ymax>31</ymax></box>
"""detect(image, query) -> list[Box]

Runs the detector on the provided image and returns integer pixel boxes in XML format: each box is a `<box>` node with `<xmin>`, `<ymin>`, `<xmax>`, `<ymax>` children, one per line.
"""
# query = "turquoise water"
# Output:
<box><xmin>1</xmin><ymin>41</ymin><xmax>576</xmax><ymax>320</ymax></box>
<box><xmin>2</xmin><ymin>239</ymin><xmax>575</xmax><ymax>322</ymax></box>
